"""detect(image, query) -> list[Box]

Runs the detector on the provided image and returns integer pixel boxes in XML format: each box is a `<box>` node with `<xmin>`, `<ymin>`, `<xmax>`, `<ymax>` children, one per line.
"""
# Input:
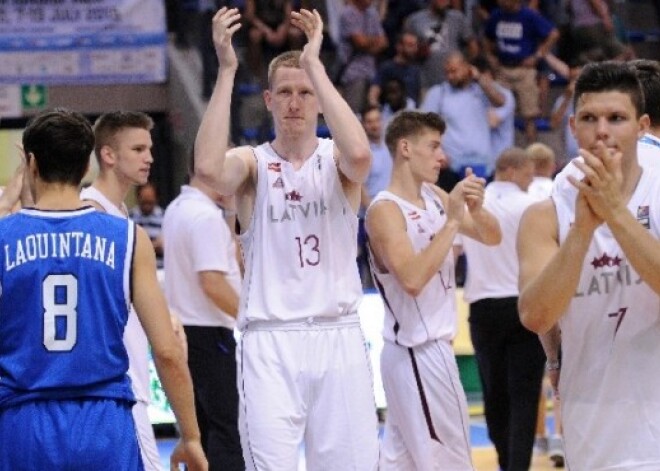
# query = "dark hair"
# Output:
<box><xmin>385</xmin><ymin>111</ymin><xmax>446</xmax><ymax>156</ymax></box>
<box><xmin>361</xmin><ymin>104</ymin><xmax>382</xmax><ymax>118</ymax></box>
<box><xmin>629</xmin><ymin>59</ymin><xmax>660</xmax><ymax>126</ymax></box>
<box><xmin>22</xmin><ymin>108</ymin><xmax>94</xmax><ymax>186</ymax></box>
<box><xmin>93</xmin><ymin>111</ymin><xmax>154</xmax><ymax>162</ymax></box>
<box><xmin>573</xmin><ymin>61</ymin><xmax>645</xmax><ymax>117</ymax></box>
<box><xmin>136</xmin><ymin>182</ymin><xmax>158</xmax><ymax>199</ymax></box>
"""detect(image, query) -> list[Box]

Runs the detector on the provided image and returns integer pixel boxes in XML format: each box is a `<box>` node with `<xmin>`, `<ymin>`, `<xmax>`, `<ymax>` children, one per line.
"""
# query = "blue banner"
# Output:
<box><xmin>0</xmin><ymin>0</ymin><xmax>167</xmax><ymax>85</ymax></box>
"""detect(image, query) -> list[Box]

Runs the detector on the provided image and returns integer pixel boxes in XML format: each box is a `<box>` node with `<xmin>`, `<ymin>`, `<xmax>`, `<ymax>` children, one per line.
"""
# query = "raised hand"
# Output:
<box><xmin>290</xmin><ymin>9</ymin><xmax>323</xmax><ymax>66</ymax></box>
<box><xmin>212</xmin><ymin>7</ymin><xmax>241</xmax><ymax>71</ymax></box>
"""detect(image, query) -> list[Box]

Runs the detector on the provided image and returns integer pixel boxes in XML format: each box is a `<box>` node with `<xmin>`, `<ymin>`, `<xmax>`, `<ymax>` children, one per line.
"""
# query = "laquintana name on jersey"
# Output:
<box><xmin>4</xmin><ymin>232</ymin><xmax>116</xmax><ymax>272</ymax></box>
<box><xmin>575</xmin><ymin>261</ymin><xmax>642</xmax><ymax>298</ymax></box>
<box><xmin>268</xmin><ymin>198</ymin><xmax>330</xmax><ymax>223</ymax></box>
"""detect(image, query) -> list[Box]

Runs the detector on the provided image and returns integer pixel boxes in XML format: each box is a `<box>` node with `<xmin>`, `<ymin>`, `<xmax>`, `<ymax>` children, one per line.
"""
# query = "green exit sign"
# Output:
<box><xmin>21</xmin><ymin>85</ymin><xmax>47</xmax><ymax>110</ymax></box>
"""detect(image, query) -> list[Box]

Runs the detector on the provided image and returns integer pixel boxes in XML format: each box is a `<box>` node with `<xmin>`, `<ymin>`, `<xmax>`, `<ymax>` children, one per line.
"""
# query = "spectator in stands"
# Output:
<box><xmin>566</xmin><ymin>0</ymin><xmax>630</xmax><ymax>62</ymax></box>
<box><xmin>379</xmin><ymin>77</ymin><xmax>417</xmax><ymax>128</ymax></box>
<box><xmin>484</xmin><ymin>0</ymin><xmax>559</xmax><ymax>143</ymax></box>
<box><xmin>368</xmin><ymin>32</ymin><xmax>422</xmax><ymax>107</ymax></box>
<box><xmin>421</xmin><ymin>51</ymin><xmax>505</xmax><ymax>188</ymax></box>
<box><xmin>338</xmin><ymin>0</ymin><xmax>388</xmax><ymax>112</ymax></box>
<box><xmin>358</xmin><ymin>105</ymin><xmax>392</xmax><ymax>287</ymax></box>
<box><xmin>476</xmin><ymin>56</ymin><xmax>516</xmax><ymax>173</ymax></box>
<box><xmin>380</xmin><ymin>0</ymin><xmax>428</xmax><ymax>58</ymax></box>
<box><xmin>405</xmin><ymin>0</ymin><xmax>479</xmax><ymax>92</ymax></box>
<box><xmin>130</xmin><ymin>182</ymin><xmax>165</xmax><ymax>269</ymax></box>
<box><xmin>245</xmin><ymin>0</ymin><xmax>304</xmax><ymax>85</ymax></box>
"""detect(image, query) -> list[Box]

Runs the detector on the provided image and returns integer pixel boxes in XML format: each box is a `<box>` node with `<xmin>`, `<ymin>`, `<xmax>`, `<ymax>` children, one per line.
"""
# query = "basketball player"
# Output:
<box><xmin>195</xmin><ymin>8</ymin><xmax>379</xmax><ymax>470</ymax></box>
<box><xmin>82</xmin><ymin>110</ymin><xmax>185</xmax><ymax>470</ymax></box>
<box><xmin>366</xmin><ymin>111</ymin><xmax>501</xmax><ymax>470</ymax></box>
<box><xmin>0</xmin><ymin>109</ymin><xmax>206</xmax><ymax>470</ymax></box>
<box><xmin>518</xmin><ymin>62</ymin><xmax>660</xmax><ymax>470</ymax></box>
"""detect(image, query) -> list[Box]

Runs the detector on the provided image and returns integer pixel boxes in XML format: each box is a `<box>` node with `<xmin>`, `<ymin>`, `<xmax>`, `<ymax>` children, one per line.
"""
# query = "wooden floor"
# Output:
<box><xmin>472</xmin><ymin>448</ymin><xmax>560</xmax><ymax>470</ymax></box>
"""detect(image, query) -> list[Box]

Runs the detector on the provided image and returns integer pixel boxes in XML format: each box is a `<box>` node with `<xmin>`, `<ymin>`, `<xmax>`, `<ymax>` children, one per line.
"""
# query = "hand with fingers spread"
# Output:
<box><xmin>212</xmin><ymin>7</ymin><xmax>242</xmax><ymax>71</ymax></box>
<box><xmin>290</xmin><ymin>9</ymin><xmax>323</xmax><ymax>66</ymax></box>
<box><xmin>170</xmin><ymin>438</ymin><xmax>208</xmax><ymax>471</ymax></box>
<box><xmin>461</xmin><ymin>167</ymin><xmax>487</xmax><ymax>214</ymax></box>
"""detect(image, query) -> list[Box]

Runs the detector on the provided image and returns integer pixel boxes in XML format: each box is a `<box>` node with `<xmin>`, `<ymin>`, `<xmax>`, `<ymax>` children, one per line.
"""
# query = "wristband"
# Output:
<box><xmin>545</xmin><ymin>359</ymin><xmax>561</xmax><ymax>371</ymax></box>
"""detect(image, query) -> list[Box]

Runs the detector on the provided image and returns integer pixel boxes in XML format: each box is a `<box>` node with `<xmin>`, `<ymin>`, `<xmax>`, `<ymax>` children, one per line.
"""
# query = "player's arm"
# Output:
<box><xmin>366</xmin><ymin>191</ymin><xmax>463</xmax><ymax>297</ymax></box>
<box><xmin>517</xmin><ymin>200</ymin><xmax>592</xmax><ymax>334</ymax></box>
<box><xmin>291</xmin><ymin>9</ymin><xmax>371</xmax><ymax>184</ymax></box>
<box><xmin>539</xmin><ymin>324</ymin><xmax>562</xmax><ymax>391</ymax></box>
<box><xmin>194</xmin><ymin>7</ymin><xmax>243</xmax><ymax>193</ymax></box>
<box><xmin>435</xmin><ymin>172</ymin><xmax>501</xmax><ymax>246</ymax></box>
<box><xmin>199</xmin><ymin>271</ymin><xmax>239</xmax><ymax>318</ymax></box>
<box><xmin>131</xmin><ymin>226</ymin><xmax>207</xmax><ymax>470</ymax></box>
<box><xmin>0</xmin><ymin>158</ymin><xmax>26</xmax><ymax>216</ymax></box>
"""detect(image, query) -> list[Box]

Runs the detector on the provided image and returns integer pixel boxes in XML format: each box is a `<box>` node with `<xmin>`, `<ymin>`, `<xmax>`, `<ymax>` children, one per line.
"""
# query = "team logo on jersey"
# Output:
<box><xmin>272</xmin><ymin>176</ymin><xmax>284</xmax><ymax>188</ymax></box>
<box><xmin>432</xmin><ymin>199</ymin><xmax>445</xmax><ymax>215</ymax></box>
<box><xmin>590</xmin><ymin>252</ymin><xmax>622</xmax><ymax>269</ymax></box>
<box><xmin>285</xmin><ymin>190</ymin><xmax>303</xmax><ymax>202</ymax></box>
<box><xmin>268</xmin><ymin>162</ymin><xmax>282</xmax><ymax>172</ymax></box>
<box><xmin>408</xmin><ymin>210</ymin><xmax>421</xmax><ymax>220</ymax></box>
<box><xmin>637</xmin><ymin>205</ymin><xmax>650</xmax><ymax>229</ymax></box>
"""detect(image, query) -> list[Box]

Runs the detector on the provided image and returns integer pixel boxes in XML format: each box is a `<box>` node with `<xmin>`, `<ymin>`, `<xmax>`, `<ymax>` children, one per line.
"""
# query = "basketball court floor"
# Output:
<box><xmin>157</xmin><ymin>414</ymin><xmax>562</xmax><ymax>470</ymax></box>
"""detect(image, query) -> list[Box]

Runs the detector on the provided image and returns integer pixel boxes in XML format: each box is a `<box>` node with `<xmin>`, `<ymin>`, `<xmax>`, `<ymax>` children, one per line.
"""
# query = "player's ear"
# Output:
<box><xmin>99</xmin><ymin>145</ymin><xmax>116</xmax><ymax>166</ymax></box>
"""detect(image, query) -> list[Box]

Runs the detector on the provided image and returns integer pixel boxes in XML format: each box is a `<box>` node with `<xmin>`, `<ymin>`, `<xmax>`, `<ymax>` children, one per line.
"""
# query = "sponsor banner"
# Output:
<box><xmin>0</xmin><ymin>0</ymin><xmax>167</xmax><ymax>85</ymax></box>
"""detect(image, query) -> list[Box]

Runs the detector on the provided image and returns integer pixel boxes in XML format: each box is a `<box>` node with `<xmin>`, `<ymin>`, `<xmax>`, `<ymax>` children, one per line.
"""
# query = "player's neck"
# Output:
<box><xmin>388</xmin><ymin>171</ymin><xmax>426</xmax><ymax>209</ymax></box>
<box><xmin>92</xmin><ymin>173</ymin><xmax>131</xmax><ymax>211</ymax></box>
<box><xmin>270</xmin><ymin>136</ymin><xmax>319</xmax><ymax>167</ymax></box>
<box><xmin>34</xmin><ymin>185</ymin><xmax>84</xmax><ymax>210</ymax></box>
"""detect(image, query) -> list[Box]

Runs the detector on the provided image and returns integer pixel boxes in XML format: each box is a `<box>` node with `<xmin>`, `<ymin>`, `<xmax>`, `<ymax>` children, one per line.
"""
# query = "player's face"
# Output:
<box><xmin>265</xmin><ymin>67</ymin><xmax>319</xmax><ymax>138</ymax></box>
<box><xmin>111</xmin><ymin>128</ymin><xmax>153</xmax><ymax>186</ymax></box>
<box><xmin>409</xmin><ymin>129</ymin><xmax>446</xmax><ymax>183</ymax></box>
<box><xmin>570</xmin><ymin>91</ymin><xmax>647</xmax><ymax>165</ymax></box>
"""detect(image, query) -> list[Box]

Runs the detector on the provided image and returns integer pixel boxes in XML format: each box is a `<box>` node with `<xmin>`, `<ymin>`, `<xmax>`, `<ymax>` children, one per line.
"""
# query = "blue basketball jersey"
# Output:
<box><xmin>0</xmin><ymin>207</ymin><xmax>136</xmax><ymax>408</ymax></box>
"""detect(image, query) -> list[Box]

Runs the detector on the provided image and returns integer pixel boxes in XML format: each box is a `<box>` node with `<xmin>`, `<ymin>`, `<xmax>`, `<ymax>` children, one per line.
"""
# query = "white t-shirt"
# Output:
<box><xmin>162</xmin><ymin>185</ymin><xmax>240</xmax><ymax>328</ymax></box>
<box><xmin>527</xmin><ymin>176</ymin><xmax>553</xmax><ymax>201</ymax></box>
<box><xmin>461</xmin><ymin>181</ymin><xmax>536</xmax><ymax>303</ymax></box>
<box><xmin>368</xmin><ymin>184</ymin><xmax>457</xmax><ymax>347</ymax></box>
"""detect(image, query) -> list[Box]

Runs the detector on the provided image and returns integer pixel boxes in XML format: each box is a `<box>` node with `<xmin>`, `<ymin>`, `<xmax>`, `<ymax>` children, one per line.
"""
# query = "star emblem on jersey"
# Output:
<box><xmin>590</xmin><ymin>253</ymin><xmax>622</xmax><ymax>269</ymax></box>
<box><xmin>285</xmin><ymin>190</ymin><xmax>303</xmax><ymax>202</ymax></box>
<box><xmin>268</xmin><ymin>162</ymin><xmax>282</xmax><ymax>172</ymax></box>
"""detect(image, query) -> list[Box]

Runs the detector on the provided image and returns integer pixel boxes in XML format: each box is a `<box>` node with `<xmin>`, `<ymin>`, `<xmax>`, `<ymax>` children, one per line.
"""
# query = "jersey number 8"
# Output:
<box><xmin>43</xmin><ymin>274</ymin><xmax>78</xmax><ymax>352</ymax></box>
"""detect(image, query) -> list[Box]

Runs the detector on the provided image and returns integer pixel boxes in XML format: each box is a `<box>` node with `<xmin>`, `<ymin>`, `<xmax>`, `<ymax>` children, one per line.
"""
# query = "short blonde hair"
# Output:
<box><xmin>526</xmin><ymin>142</ymin><xmax>556</xmax><ymax>174</ymax></box>
<box><xmin>267</xmin><ymin>51</ymin><xmax>302</xmax><ymax>89</ymax></box>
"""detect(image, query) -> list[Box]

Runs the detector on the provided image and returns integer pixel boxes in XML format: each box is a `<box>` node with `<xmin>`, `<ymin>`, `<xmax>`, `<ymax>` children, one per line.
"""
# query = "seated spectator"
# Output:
<box><xmin>130</xmin><ymin>182</ymin><xmax>165</xmax><ymax>268</ymax></box>
<box><xmin>368</xmin><ymin>32</ymin><xmax>422</xmax><ymax>107</ymax></box>
<box><xmin>338</xmin><ymin>0</ymin><xmax>388</xmax><ymax>113</ymax></box>
<box><xmin>245</xmin><ymin>0</ymin><xmax>304</xmax><ymax>84</ymax></box>
<box><xmin>379</xmin><ymin>77</ymin><xmax>417</xmax><ymax>127</ymax></box>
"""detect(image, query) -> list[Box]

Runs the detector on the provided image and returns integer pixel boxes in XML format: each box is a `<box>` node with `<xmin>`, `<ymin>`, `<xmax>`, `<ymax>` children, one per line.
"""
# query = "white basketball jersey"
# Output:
<box><xmin>80</xmin><ymin>186</ymin><xmax>150</xmax><ymax>404</ymax></box>
<box><xmin>554</xmin><ymin>168</ymin><xmax>660</xmax><ymax>470</ymax></box>
<box><xmin>368</xmin><ymin>184</ymin><xmax>457</xmax><ymax>347</ymax></box>
<box><xmin>238</xmin><ymin>139</ymin><xmax>362</xmax><ymax>329</ymax></box>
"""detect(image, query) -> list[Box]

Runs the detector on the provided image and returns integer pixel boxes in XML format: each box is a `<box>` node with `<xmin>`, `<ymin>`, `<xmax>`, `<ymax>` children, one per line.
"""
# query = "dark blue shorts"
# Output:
<box><xmin>0</xmin><ymin>398</ymin><xmax>144</xmax><ymax>470</ymax></box>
